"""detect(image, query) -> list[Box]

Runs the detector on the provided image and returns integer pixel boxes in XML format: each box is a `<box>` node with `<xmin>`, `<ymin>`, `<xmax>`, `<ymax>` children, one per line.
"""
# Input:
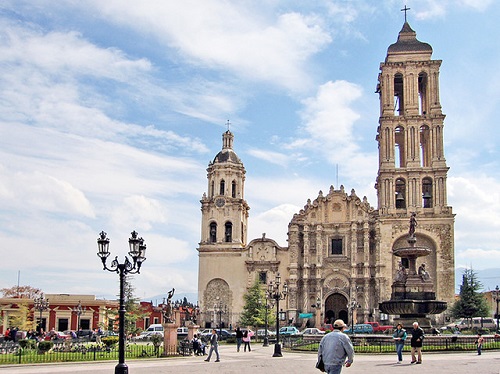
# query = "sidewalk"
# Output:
<box><xmin>1</xmin><ymin>343</ymin><xmax>499</xmax><ymax>374</ymax></box>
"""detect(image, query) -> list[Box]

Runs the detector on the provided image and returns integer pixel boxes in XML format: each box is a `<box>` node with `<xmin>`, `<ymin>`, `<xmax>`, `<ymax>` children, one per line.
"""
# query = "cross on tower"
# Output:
<box><xmin>226</xmin><ymin>119</ymin><xmax>231</xmax><ymax>131</ymax></box>
<box><xmin>401</xmin><ymin>5</ymin><xmax>410</xmax><ymax>22</ymax></box>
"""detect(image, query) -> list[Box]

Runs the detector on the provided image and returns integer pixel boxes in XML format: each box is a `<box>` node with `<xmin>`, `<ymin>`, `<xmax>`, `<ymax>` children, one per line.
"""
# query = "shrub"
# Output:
<box><xmin>38</xmin><ymin>340</ymin><xmax>54</xmax><ymax>353</ymax></box>
<box><xmin>102</xmin><ymin>336</ymin><xmax>119</xmax><ymax>347</ymax></box>
<box><xmin>19</xmin><ymin>339</ymin><xmax>37</xmax><ymax>350</ymax></box>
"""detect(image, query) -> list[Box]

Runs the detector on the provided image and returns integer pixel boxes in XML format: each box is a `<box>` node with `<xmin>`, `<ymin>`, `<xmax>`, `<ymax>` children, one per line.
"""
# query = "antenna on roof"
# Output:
<box><xmin>401</xmin><ymin>5</ymin><xmax>410</xmax><ymax>22</ymax></box>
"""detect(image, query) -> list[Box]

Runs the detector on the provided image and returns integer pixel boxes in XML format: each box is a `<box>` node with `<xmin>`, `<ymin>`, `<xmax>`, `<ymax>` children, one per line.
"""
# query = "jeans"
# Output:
<box><xmin>395</xmin><ymin>343</ymin><xmax>404</xmax><ymax>361</ymax></box>
<box><xmin>324</xmin><ymin>364</ymin><xmax>343</xmax><ymax>374</ymax></box>
<box><xmin>236</xmin><ymin>338</ymin><xmax>242</xmax><ymax>351</ymax></box>
<box><xmin>207</xmin><ymin>344</ymin><xmax>219</xmax><ymax>361</ymax></box>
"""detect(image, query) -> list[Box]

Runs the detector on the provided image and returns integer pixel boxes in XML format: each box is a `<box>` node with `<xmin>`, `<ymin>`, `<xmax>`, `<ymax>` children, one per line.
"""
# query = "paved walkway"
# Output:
<box><xmin>1</xmin><ymin>344</ymin><xmax>499</xmax><ymax>374</ymax></box>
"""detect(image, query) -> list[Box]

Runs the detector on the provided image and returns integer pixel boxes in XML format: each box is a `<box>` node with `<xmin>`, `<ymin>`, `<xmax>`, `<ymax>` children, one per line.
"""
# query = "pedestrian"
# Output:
<box><xmin>392</xmin><ymin>323</ymin><xmax>407</xmax><ymax>363</ymax></box>
<box><xmin>243</xmin><ymin>329</ymin><xmax>252</xmax><ymax>352</ymax></box>
<box><xmin>410</xmin><ymin>321</ymin><xmax>424</xmax><ymax>364</ymax></box>
<box><xmin>317</xmin><ymin>319</ymin><xmax>354</xmax><ymax>374</ymax></box>
<box><xmin>475</xmin><ymin>333</ymin><xmax>484</xmax><ymax>355</ymax></box>
<box><xmin>204</xmin><ymin>329</ymin><xmax>220</xmax><ymax>362</ymax></box>
<box><xmin>235</xmin><ymin>327</ymin><xmax>243</xmax><ymax>352</ymax></box>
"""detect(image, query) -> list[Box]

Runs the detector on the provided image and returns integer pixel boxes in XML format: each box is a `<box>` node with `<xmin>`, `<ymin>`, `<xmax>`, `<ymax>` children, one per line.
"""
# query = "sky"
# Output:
<box><xmin>0</xmin><ymin>0</ymin><xmax>499</xmax><ymax>301</ymax></box>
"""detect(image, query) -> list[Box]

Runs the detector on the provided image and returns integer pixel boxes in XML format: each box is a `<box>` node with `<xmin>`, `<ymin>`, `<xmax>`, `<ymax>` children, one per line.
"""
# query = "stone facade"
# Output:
<box><xmin>197</xmin><ymin>21</ymin><xmax>455</xmax><ymax>329</ymax></box>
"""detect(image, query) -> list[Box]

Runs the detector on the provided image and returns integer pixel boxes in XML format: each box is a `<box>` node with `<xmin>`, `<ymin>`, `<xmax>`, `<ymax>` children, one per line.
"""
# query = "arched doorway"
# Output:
<box><xmin>324</xmin><ymin>293</ymin><xmax>348</xmax><ymax>325</ymax></box>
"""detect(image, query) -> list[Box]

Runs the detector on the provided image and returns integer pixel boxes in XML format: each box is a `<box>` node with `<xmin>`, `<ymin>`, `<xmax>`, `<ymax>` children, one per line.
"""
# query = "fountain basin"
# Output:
<box><xmin>379</xmin><ymin>300</ymin><xmax>447</xmax><ymax>316</ymax></box>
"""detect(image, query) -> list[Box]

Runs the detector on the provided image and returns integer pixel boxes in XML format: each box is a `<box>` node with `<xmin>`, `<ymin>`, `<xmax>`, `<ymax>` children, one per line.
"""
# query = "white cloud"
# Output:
<box><xmin>247</xmin><ymin>149</ymin><xmax>290</xmax><ymax>167</ymax></box>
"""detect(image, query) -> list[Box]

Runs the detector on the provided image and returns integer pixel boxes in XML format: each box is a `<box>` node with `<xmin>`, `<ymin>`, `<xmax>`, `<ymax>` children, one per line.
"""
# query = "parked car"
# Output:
<box><xmin>200</xmin><ymin>329</ymin><xmax>232</xmax><ymax>341</ymax></box>
<box><xmin>279</xmin><ymin>326</ymin><xmax>300</xmax><ymax>336</ymax></box>
<box><xmin>447</xmin><ymin>317</ymin><xmax>497</xmax><ymax>331</ymax></box>
<box><xmin>45</xmin><ymin>331</ymin><xmax>70</xmax><ymax>341</ymax></box>
<box><xmin>364</xmin><ymin>321</ymin><xmax>393</xmax><ymax>333</ymax></box>
<box><xmin>177</xmin><ymin>327</ymin><xmax>189</xmax><ymax>337</ymax></box>
<box><xmin>300</xmin><ymin>328</ymin><xmax>325</xmax><ymax>336</ymax></box>
<box><xmin>231</xmin><ymin>328</ymin><xmax>255</xmax><ymax>339</ymax></box>
<box><xmin>256</xmin><ymin>329</ymin><xmax>276</xmax><ymax>337</ymax></box>
<box><xmin>131</xmin><ymin>331</ymin><xmax>163</xmax><ymax>341</ymax></box>
<box><xmin>320</xmin><ymin>324</ymin><xmax>334</xmax><ymax>331</ymax></box>
<box><xmin>343</xmin><ymin>323</ymin><xmax>374</xmax><ymax>334</ymax></box>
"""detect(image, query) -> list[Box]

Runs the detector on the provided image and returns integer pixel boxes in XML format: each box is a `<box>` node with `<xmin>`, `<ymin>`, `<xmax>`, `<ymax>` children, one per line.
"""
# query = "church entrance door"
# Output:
<box><xmin>324</xmin><ymin>293</ymin><xmax>348</xmax><ymax>325</ymax></box>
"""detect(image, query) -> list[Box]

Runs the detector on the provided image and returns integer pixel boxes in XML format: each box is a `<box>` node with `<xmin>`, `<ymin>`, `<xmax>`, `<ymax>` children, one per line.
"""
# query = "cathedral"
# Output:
<box><xmin>197</xmin><ymin>21</ymin><xmax>455</xmax><ymax>329</ymax></box>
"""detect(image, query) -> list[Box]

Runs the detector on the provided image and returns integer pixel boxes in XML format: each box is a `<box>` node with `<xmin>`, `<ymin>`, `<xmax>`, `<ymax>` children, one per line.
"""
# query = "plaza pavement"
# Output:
<box><xmin>1</xmin><ymin>343</ymin><xmax>499</xmax><ymax>374</ymax></box>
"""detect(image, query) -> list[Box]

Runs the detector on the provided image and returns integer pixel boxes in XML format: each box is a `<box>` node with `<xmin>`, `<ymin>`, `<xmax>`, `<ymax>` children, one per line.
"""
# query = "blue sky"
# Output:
<box><xmin>0</xmin><ymin>0</ymin><xmax>499</xmax><ymax>300</ymax></box>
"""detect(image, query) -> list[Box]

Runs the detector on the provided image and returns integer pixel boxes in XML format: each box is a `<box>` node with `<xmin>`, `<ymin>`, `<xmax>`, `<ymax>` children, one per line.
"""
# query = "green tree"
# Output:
<box><xmin>7</xmin><ymin>303</ymin><xmax>37</xmax><ymax>331</ymax></box>
<box><xmin>121</xmin><ymin>276</ymin><xmax>148</xmax><ymax>335</ymax></box>
<box><xmin>450</xmin><ymin>268</ymin><xmax>489</xmax><ymax>324</ymax></box>
<box><xmin>239</xmin><ymin>280</ymin><xmax>275</xmax><ymax>328</ymax></box>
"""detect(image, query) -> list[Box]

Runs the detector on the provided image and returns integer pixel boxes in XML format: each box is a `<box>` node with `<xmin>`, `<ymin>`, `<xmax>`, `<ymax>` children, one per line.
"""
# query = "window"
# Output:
<box><xmin>225</xmin><ymin>222</ymin><xmax>232</xmax><ymax>242</ymax></box>
<box><xmin>395</xmin><ymin>178</ymin><xmax>406</xmax><ymax>209</ymax></box>
<box><xmin>331</xmin><ymin>238</ymin><xmax>343</xmax><ymax>255</ymax></box>
<box><xmin>154</xmin><ymin>317</ymin><xmax>159</xmax><ymax>324</ymax></box>
<box><xmin>80</xmin><ymin>319</ymin><xmax>90</xmax><ymax>330</ymax></box>
<box><xmin>418</xmin><ymin>72</ymin><xmax>428</xmax><ymax>115</ymax></box>
<box><xmin>209</xmin><ymin>222</ymin><xmax>217</xmax><ymax>243</ymax></box>
<box><xmin>394</xmin><ymin>126</ymin><xmax>405</xmax><ymax>168</ymax></box>
<box><xmin>231</xmin><ymin>180</ymin><xmax>237</xmax><ymax>198</ymax></box>
<box><xmin>259</xmin><ymin>272</ymin><xmax>267</xmax><ymax>284</ymax></box>
<box><xmin>144</xmin><ymin>317</ymin><xmax>150</xmax><ymax>328</ymax></box>
<box><xmin>422</xmin><ymin>177</ymin><xmax>433</xmax><ymax>208</ymax></box>
<box><xmin>220</xmin><ymin>179</ymin><xmax>225</xmax><ymax>195</ymax></box>
<box><xmin>420</xmin><ymin>125</ymin><xmax>431</xmax><ymax>167</ymax></box>
<box><xmin>58</xmin><ymin>318</ymin><xmax>69</xmax><ymax>331</ymax></box>
<box><xmin>394</xmin><ymin>73</ymin><xmax>404</xmax><ymax>116</ymax></box>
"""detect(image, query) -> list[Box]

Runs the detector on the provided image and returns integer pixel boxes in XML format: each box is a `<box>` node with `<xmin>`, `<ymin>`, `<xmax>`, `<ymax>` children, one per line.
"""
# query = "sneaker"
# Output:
<box><xmin>204</xmin><ymin>359</ymin><xmax>209</xmax><ymax>362</ymax></box>
<box><xmin>416</xmin><ymin>361</ymin><xmax>422</xmax><ymax>364</ymax></box>
<box><xmin>215</xmin><ymin>360</ymin><xmax>220</xmax><ymax>362</ymax></box>
<box><xmin>410</xmin><ymin>361</ymin><xmax>416</xmax><ymax>364</ymax></box>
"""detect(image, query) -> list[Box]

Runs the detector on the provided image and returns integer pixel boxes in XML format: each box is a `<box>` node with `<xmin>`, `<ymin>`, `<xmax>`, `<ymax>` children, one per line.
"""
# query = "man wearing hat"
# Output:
<box><xmin>317</xmin><ymin>319</ymin><xmax>354</xmax><ymax>374</ymax></box>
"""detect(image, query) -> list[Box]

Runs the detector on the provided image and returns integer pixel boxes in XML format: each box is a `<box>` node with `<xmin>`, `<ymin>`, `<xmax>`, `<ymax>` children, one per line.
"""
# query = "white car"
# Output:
<box><xmin>300</xmin><ymin>328</ymin><xmax>325</xmax><ymax>335</ymax></box>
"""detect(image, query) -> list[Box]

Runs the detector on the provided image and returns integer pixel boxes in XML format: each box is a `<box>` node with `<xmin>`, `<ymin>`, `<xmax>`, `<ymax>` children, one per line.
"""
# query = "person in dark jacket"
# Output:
<box><xmin>235</xmin><ymin>327</ymin><xmax>243</xmax><ymax>352</ymax></box>
<box><xmin>410</xmin><ymin>321</ymin><xmax>424</xmax><ymax>364</ymax></box>
<box><xmin>393</xmin><ymin>323</ymin><xmax>407</xmax><ymax>363</ymax></box>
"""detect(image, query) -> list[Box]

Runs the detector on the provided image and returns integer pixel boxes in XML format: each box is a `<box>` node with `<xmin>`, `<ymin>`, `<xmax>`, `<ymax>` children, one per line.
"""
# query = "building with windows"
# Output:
<box><xmin>197</xmin><ymin>21</ymin><xmax>455</xmax><ymax>329</ymax></box>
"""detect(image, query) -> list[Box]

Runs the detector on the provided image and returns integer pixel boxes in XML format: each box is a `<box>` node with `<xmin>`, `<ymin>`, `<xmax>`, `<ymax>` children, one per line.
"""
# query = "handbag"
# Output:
<box><xmin>316</xmin><ymin>354</ymin><xmax>325</xmax><ymax>372</ymax></box>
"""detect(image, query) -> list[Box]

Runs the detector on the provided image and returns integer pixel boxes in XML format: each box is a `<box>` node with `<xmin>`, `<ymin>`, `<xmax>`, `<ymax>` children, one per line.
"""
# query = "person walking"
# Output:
<box><xmin>410</xmin><ymin>321</ymin><xmax>424</xmax><ymax>364</ymax></box>
<box><xmin>235</xmin><ymin>327</ymin><xmax>243</xmax><ymax>352</ymax></box>
<box><xmin>393</xmin><ymin>323</ymin><xmax>407</xmax><ymax>363</ymax></box>
<box><xmin>243</xmin><ymin>329</ymin><xmax>252</xmax><ymax>352</ymax></box>
<box><xmin>204</xmin><ymin>329</ymin><xmax>220</xmax><ymax>362</ymax></box>
<box><xmin>475</xmin><ymin>333</ymin><xmax>484</xmax><ymax>355</ymax></box>
<box><xmin>317</xmin><ymin>319</ymin><xmax>354</xmax><ymax>374</ymax></box>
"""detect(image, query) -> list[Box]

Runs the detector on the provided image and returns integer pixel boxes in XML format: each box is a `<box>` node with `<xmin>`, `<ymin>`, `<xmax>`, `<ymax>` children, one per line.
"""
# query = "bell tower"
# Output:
<box><xmin>375</xmin><ymin>21</ymin><xmax>455</xmax><ymax>307</ymax></box>
<box><xmin>199</xmin><ymin>130</ymin><xmax>249</xmax><ymax>250</ymax></box>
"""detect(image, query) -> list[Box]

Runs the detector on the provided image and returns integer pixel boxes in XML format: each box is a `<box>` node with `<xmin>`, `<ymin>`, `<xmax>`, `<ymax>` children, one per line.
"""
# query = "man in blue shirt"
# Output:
<box><xmin>317</xmin><ymin>319</ymin><xmax>354</xmax><ymax>374</ymax></box>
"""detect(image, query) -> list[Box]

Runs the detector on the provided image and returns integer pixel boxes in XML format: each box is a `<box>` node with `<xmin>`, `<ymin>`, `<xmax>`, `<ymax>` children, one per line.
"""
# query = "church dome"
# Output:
<box><xmin>212</xmin><ymin>130</ymin><xmax>242</xmax><ymax>164</ymax></box>
<box><xmin>386</xmin><ymin>22</ymin><xmax>432</xmax><ymax>62</ymax></box>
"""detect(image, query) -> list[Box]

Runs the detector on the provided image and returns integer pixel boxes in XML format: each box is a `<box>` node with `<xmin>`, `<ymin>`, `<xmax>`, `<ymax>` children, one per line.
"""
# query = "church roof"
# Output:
<box><xmin>387</xmin><ymin>22</ymin><xmax>432</xmax><ymax>57</ymax></box>
<box><xmin>212</xmin><ymin>130</ymin><xmax>242</xmax><ymax>164</ymax></box>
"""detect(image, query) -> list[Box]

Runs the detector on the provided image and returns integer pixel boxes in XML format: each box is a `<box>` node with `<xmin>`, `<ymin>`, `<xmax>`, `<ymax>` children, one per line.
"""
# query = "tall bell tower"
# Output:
<box><xmin>375</xmin><ymin>21</ymin><xmax>455</xmax><ymax>307</ymax></box>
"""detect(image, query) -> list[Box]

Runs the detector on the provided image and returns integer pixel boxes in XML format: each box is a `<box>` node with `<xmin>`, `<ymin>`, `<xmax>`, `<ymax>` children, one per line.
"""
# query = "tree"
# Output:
<box><xmin>120</xmin><ymin>276</ymin><xmax>148</xmax><ymax>335</ymax></box>
<box><xmin>239</xmin><ymin>279</ymin><xmax>275</xmax><ymax>328</ymax></box>
<box><xmin>1</xmin><ymin>285</ymin><xmax>42</xmax><ymax>299</ymax></box>
<box><xmin>450</xmin><ymin>268</ymin><xmax>489</xmax><ymax>324</ymax></box>
<box><xmin>7</xmin><ymin>303</ymin><xmax>37</xmax><ymax>331</ymax></box>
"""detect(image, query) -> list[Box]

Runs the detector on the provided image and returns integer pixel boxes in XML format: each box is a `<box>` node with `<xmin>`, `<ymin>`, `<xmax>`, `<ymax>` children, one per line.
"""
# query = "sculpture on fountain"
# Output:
<box><xmin>379</xmin><ymin>213</ymin><xmax>447</xmax><ymax>331</ymax></box>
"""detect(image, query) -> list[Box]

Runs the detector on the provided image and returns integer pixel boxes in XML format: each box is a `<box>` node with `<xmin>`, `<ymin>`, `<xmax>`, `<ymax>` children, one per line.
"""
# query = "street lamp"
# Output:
<box><xmin>267</xmin><ymin>273</ymin><xmax>288</xmax><ymax>357</ymax></box>
<box><xmin>214</xmin><ymin>301</ymin><xmax>227</xmax><ymax>338</ymax></box>
<box><xmin>259</xmin><ymin>298</ymin><xmax>271</xmax><ymax>347</ymax></box>
<box><xmin>33</xmin><ymin>294</ymin><xmax>49</xmax><ymax>333</ymax></box>
<box><xmin>73</xmin><ymin>301</ymin><xmax>86</xmax><ymax>331</ymax></box>
<box><xmin>313</xmin><ymin>296</ymin><xmax>321</xmax><ymax>328</ymax></box>
<box><xmin>97</xmin><ymin>230</ymin><xmax>146</xmax><ymax>374</ymax></box>
<box><xmin>348</xmin><ymin>299</ymin><xmax>360</xmax><ymax>334</ymax></box>
<box><xmin>493</xmin><ymin>285</ymin><xmax>500</xmax><ymax>333</ymax></box>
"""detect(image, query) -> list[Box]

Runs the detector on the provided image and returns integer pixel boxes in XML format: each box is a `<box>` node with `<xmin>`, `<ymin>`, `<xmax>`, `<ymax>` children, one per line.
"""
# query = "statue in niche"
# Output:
<box><xmin>418</xmin><ymin>263</ymin><xmax>430</xmax><ymax>281</ymax></box>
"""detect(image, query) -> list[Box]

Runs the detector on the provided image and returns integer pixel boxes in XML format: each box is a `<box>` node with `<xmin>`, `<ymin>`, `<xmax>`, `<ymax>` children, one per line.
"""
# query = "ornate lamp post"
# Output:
<box><xmin>493</xmin><ymin>285</ymin><xmax>500</xmax><ymax>333</ymax></box>
<box><xmin>33</xmin><ymin>294</ymin><xmax>49</xmax><ymax>333</ymax></box>
<box><xmin>348</xmin><ymin>299</ymin><xmax>360</xmax><ymax>334</ymax></box>
<box><xmin>97</xmin><ymin>230</ymin><xmax>146</xmax><ymax>374</ymax></box>
<box><xmin>267</xmin><ymin>273</ymin><xmax>288</xmax><ymax>357</ymax></box>
<box><xmin>313</xmin><ymin>296</ymin><xmax>321</xmax><ymax>328</ymax></box>
<box><xmin>214</xmin><ymin>300</ymin><xmax>227</xmax><ymax>338</ymax></box>
<box><xmin>73</xmin><ymin>301</ymin><xmax>86</xmax><ymax>331</ymax></box>
<box><xmin>259</xmin><ymin>298</ymin><xmax>271</xmax><ymax>347</ymax></box>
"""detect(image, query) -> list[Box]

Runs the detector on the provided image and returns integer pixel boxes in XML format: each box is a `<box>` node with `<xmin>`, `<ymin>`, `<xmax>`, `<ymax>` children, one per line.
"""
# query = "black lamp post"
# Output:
<box><xmin>214</xmin><ymin>301</ymin><xmax>227</xmax><ymax>338</ymax></box>
<box><xmin>33</xmin><ymin>294</ymin><xmax>49</xmax><ymax>333</ymax></box>
<box><xmin>348</xmin><ymin>299</ymin><xmax>360</xmax><ymax>334</ymax></box>
<box><xmin>97</xmin><ymin>230</ymin><xmax>146</xmax><ymax>374</ymax></box>
<box><xmin>73</xmin><ymin>300</ymin><xmax>86</xmax><ymax>331</ymax></box>
<box><xmin>493</xmin><ymin>285</ymin><xmax>500</xmax><ymax>333</ymax></box>
<box><xmin>259</xmin><ymin>298</ymin><xmax>271</xmax><ymax>347</ymax></box>
<box><xmin>267</xmin><ymin>273</ymin><xmax>288</xmax><ymax>357</ymax></box>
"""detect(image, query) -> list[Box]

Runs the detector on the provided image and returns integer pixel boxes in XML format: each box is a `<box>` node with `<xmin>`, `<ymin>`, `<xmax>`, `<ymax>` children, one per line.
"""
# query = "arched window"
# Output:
<box><xmin>394</xmin><ymin>73</ymin><xmax>404</xmax><ymax>116</ymax></box>
<box><xmin>422</xmin><ymin>177</ymin><xmax>433</xmax><ymax>208</ymax></box>
<box><xmin>209</xmin><ymin>222</ymin><xmax>217</xmax><ymax>243</ymax></box>
<box><xmin>219</xmin><ymin>179</ymin><xmax>225</xmax><ymax>195</ymax></box>
<box><xmin>395</xmin><ymin>178</ymin><xmax>406</xmax><ymax>209</ymax></box>
<box><xmin>231</xmin><ymin>180</ymin><xmax>236</xmax><ymax>198</ymax></box>
<box><xmin>418</xmin><ymin>72</ymin><xmax>428</xmax><ymax>115</ymax></box>
<box><xmin>225</xmin><ymin>222</ymin><xmax>232</xmax><ymax>243</ymax></box>
<box><xmin>395</xmin><ymin>126</ymin><xmax>405</xmax><ymax>168</ymax></box>
<box><xmin>420</xmin><ymin>125</ymin><xmax>430</xmax><ymax>167</ymax></box>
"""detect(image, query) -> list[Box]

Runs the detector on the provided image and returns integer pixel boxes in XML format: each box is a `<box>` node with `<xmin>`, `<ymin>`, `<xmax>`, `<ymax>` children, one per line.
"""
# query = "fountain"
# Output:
<box><xmin>379</xmin><ymin>213</ymin><xmax>447</xmax><ymax>330</ymax></box>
